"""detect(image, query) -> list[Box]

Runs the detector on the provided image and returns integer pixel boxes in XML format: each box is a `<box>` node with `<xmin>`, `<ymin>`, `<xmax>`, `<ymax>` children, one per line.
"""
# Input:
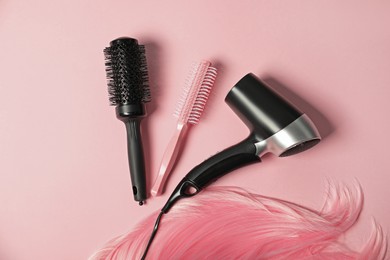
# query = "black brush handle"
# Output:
<box><xmin>162</xmin><ymin>138</ymin><xmax>260</xmax><ymax>213</ymax></box>
<box><xmin>124</xmin><ymin>119</ymin><xmax>147</xmax><ymax>203</ymax></box>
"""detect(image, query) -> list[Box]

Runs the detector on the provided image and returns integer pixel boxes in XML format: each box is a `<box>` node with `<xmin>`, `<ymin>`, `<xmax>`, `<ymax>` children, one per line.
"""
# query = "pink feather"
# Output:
<box><xmin>90</xmin><ymin>182</ymin><xmax>387</xmax><ymax>260</ymax></box>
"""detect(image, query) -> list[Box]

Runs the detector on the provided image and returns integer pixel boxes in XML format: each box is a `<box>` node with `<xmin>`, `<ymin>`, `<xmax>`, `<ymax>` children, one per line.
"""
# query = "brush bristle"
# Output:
<box><xmin>174</xmin><ymin>61</ymin><xmax>217</xmax><ymax>124</ymax></box>
<box><xmin>104</xmin><ymin>37</ymin><xmax>151</xmax><ymax>106</ymax></box>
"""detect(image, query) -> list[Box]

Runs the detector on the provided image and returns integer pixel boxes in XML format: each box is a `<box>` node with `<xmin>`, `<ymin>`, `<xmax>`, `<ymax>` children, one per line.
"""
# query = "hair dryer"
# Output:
<box><xmin>141</xmin><ymin>73</ymin><xmax>322</xmax><ymax>259</ymax></box>
<box><xmin>162</xmin><ymin>73</ymin><xmax>321</xmax><ymax>212</ymax></box>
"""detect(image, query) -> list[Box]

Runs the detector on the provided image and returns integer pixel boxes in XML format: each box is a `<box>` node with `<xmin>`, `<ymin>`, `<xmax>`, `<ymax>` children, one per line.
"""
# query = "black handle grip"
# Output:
<box><xmin>162</xmin><ymin>139</ymin><xmax>260</xmax><ymax>213</ymax></box>
<box><xmin>125</xmin><ymin>119</ymin><xmax>147</xmax><ymax>203</ymax></box>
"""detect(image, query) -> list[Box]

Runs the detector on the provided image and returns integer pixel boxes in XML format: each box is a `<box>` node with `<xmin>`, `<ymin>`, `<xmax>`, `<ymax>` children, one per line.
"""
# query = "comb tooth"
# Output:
<box><xmin>138</xmin><ymin>45</ymin><xmax>151</xmax><ymax>103</ymax></box>
<box><xmin>173</xmin><ymin>62</ymin><xmax>202</xmax><ymax>119</ymax></box>
<box><xmin>187</xmin><ymin>65</ymin><xmax>217</xmax><ymax>124</ymax></box>
<box><xmin>104</xmin><ymin>47</ymin><xmax>117</xmax><ymax>105</ymax></box>
<box><xmin>174</xmin><ymin>85</ymin><xmax>191</xmax><ymax>118</ymax></box>
<box><xmin>174</xmin><ymin>61</ymin><xmax>217</xmax><ymax>124</ymax></box>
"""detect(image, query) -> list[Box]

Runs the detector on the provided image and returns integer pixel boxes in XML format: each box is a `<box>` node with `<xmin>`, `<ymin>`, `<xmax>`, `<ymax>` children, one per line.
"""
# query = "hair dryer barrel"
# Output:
<box><xmin>225</xmin><ymin>73</ymin><xmax>302</xmax><ymax>140</ymax></box>
<box><xmin>226</xmin><ymin>73</ymin><xmax>320</xmax><ymax>157</ymax></box>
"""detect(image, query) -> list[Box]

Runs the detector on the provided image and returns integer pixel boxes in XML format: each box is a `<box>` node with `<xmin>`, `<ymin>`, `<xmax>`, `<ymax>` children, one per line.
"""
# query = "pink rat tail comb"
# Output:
<box><xmin>151</xmin><ymin>60</ymin><xmax>217</xmax><ymax>196</ymax></box>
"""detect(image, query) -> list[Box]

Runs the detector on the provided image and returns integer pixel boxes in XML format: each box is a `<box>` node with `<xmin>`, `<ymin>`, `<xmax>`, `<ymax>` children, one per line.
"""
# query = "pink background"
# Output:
<box><xmin>1</xmin><ymin>1</ymin><xmax>389</xmax><ymax>259</ymax></box>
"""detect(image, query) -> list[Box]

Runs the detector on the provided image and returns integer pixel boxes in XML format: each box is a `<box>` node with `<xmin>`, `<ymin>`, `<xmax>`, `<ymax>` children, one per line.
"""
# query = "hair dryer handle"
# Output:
<box><xmin>162</xmin><ymin>139</ymin><xmax>260</xmax><ymax>213</ymax></box>
<box><xmin>186</xmin><ymin>139</ymin><xmax>260</xmax><ymax>188</ymax></box>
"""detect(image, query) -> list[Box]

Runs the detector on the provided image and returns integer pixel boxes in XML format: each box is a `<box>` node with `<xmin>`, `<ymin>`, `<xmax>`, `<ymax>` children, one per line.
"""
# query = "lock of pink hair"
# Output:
<box><xmin>90</xmin><ymin>182</ymin><xmax>387</xmax><ymax>260</ymax></box>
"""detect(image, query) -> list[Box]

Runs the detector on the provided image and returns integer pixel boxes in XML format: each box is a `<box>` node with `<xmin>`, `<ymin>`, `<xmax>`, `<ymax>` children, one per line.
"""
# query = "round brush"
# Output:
<box><xmin>104</xmin><ymin>37</ymin><xmax>151</xmax><ymax>205</ymax></box>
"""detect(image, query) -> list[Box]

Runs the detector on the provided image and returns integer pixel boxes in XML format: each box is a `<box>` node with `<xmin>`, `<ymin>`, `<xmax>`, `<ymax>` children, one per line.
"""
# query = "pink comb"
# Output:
<box><xmin>151</xmin><ymin>61</ymin><xmax>217</xmax><ymax>196</ymax></box>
